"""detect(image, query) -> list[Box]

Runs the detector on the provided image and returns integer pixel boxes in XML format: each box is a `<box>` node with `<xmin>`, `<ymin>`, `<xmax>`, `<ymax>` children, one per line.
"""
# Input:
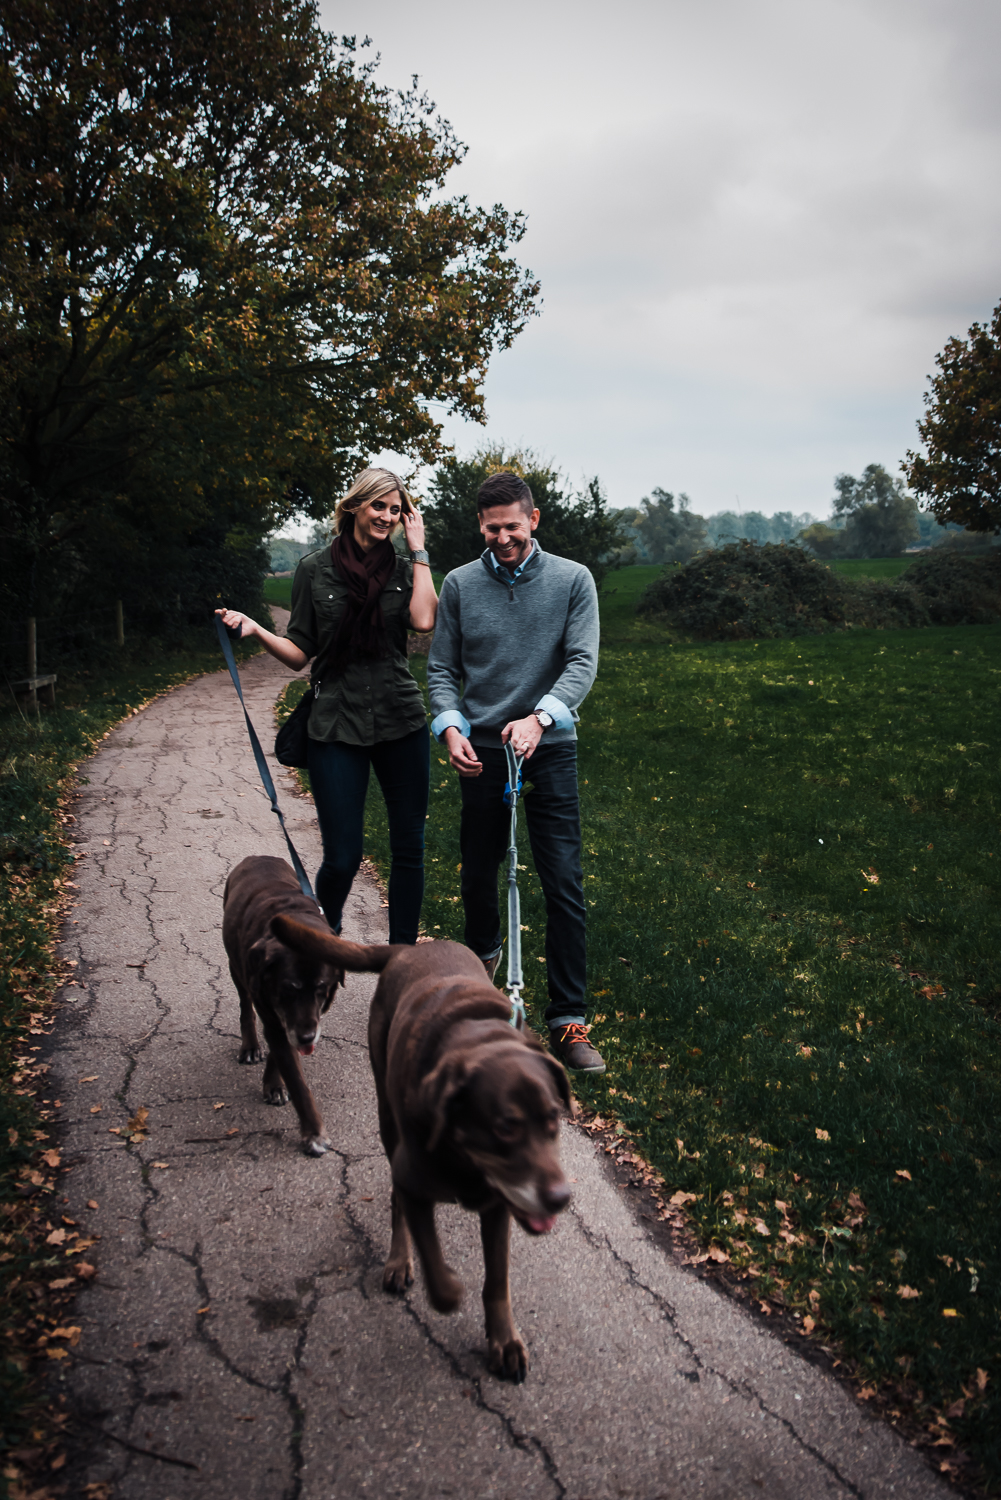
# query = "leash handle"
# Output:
<box><xmin>503</xmin><ymin>741</ymin><xmax>526</xmax><ymax>1028</ymax></box>
<box><xmin>215</xmin><ymin>616</ymin><xmax>317</xmax><ymax>905</ymax></box>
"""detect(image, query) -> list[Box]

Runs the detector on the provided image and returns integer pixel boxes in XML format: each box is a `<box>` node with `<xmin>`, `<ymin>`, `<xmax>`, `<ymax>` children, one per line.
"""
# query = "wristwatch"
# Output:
<box><xmin>410</xmin><ymin>549</ymin><xmax>430</xmax><ymax>566</ymax></box>
<box><xmin>533</xmin><ymin>710</ymin><xmax>554</xmax><ymax>731</ymax></box>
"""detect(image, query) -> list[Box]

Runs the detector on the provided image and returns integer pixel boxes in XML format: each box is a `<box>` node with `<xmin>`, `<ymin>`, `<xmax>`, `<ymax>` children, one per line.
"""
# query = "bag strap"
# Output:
<box><xmin>215</xmin><ymin>616</ymin><xmax>317</xmax><ymax>904</ymax></box>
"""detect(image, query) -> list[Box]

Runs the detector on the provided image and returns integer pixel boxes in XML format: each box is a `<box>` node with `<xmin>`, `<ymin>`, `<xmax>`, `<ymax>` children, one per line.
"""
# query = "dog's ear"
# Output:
<box><xmin>541</xmin><ymin>1052</ymin><xmax>573</xmax><ymax>1113</ymax></box>
<box><xmin>248</xmin><ymin>936</ymin><xmax>284</xmax><ymax>974</ymax></box>
<box><xmin>422</xmin><ymin>1055</ymin><xmax>470</xmax><ymax>1151</ymax></box>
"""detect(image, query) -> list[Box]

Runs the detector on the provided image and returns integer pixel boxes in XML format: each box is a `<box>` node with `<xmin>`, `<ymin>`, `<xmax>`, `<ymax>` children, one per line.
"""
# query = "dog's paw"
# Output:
<box><xmin>488</xmin><ymin>1335</ymin><xmax>529</xmax><ymax>1384</ymax></box>
<box><xmin>302</xmin><ymin>1135</ymin><xmax>331</xmax><ymax>1157</ymax></box>
<box><xmin>382</xmin><ymin>1257</ymin><xmax>414</xmax><ymax>1295</ymax></box>
<box><xmin>238</xmin><ymin>1045</ymin><xmax>262</xmax><ymax>1065</ymax></box>
<box><xmin>427</xmin><ymin>1267</ymin><xmax>464</xmax><ymax>1315</ymax></box>
<box><xmin>263</xmin><ymin>1084</ymin><xmax>289</xmax><ymax>1106</ymax></box>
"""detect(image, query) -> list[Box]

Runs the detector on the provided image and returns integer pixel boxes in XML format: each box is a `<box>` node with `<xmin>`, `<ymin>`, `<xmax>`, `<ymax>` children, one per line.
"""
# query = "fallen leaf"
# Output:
<box><xmin>815</xmin><ymin>1128</ymin><xmax>830</xmax><ymax>1142</ymax></box>
<box><xmin>213</xmin><ymin>1102</ymin><xmax>227</xmax><ymax>1111</ymax></box>
<box><xmin>79</xmin><ymin>1075</ymin><xmax>98</xmax><ymax>1083</ymax></box>
<box><xmin>50</xmin><ymin>1326</ymin><xmax>81</xmax><ymax>1345</ymax></box>
<box><xmin>802</xmin><ymin>1315</ymin><xmax>816</xmax><ymax>1334</ymax></box>
<box><xmin>90</xmin><ymin>1105</ymin><xmax>102</xmax><ymax>1114</ymax></box>
<box><xmin>127</xmin><ymin>1106</ymin><xmax>149</xmax><ymax>1132</ymax></box>
<box><xmin>753</xmin><ymin>1162</ymin><xmax>766</xmax><ymax>1178</ymax></box>
<box><xmin>945</xmin><ymin>1399</ymin><xmax>966</xmax><ymax>1420</ymax></box>
<box><xmin>51</xmin><ymin>1453</ymin><xmax>67</xmax><ymax>1471</ymax></box>
<box><xmin>7</xmin><ymin>1129</ymin><xmax>16</xmax><ymax>1146</ymax></box>
<box><xmin>753</xmin><ymin>1219</ymin><xmax>771</xmax><ymax>1237</ymax></box>
<box><xmin>197</xmin><ymin>1304</ymin><xmax>210</xmax><ymax>1315</ymax></box>
<box><xmin>77</xmin><ymin>1262</ymin><xmax>97</xmax><ymax>1280</ymax></box>
<box><xmin>46</xmin><ymin>1229</ymin><xmax>67</xmax><ymax>1246</ymax></box>
<box><xmin>898</xmin><ymin>1285</ymin><xmax>921</xmax><ymax>1299</ymax></box>
<box><xmin>669</xmin><ymin>1190</ymin><xmax>697</xmax><ymax>1208</ymax></box>
<box><xmin>798</xmin><ymin>1045</ymin><xmax>812</xmax><ymax>1058</ymax></box>
<box><xmin>977</xmin><ymin>1369</ymin><xmax>989</xmax><ymax>1393</ymax></box>
<box><xmin>225</xmin><ymin>1128</ymin><xmax>239</xmax><ymax>1137</ymax></box>
<box><xmin>87</xmin><ymin>1200</ymin><xmax>98</xmax><ymax>1210</ymax></box>
<box><xmin>151</xmin><ymin>1161</ymin><xmax>169</xmax><ymax>1170</ymax></box>
<box><xmin>48</xmin><ymin>1278</ymin><xmax>75</xmax><ymax>1291</ymax></box>
<box><xmin>942</xmin><ymin>1308</ymin><xmax>959</xmax><ymax>1318</ymax></box>
<box><xmin>41</xmin><ymin>1149</ymin><xmax>60</xmax><ymax>1168</ymax></box>
<box><xmin>895</xmin><ymin>1169</ymin><xmax>912</xmax><ymax>1181</ymax></box>
<box><xmin>107</xmin><ymin>1127</ymin><xmax>121</xmax><ymax>1135</ymax></box>
<box><xmin>707</xmin><ymin>1246</ymin><xmax>729</xmax><ymax>1263</ymax></box>
<box><xmin>46</xmin><ymin>1346</ymin><xmax>69</xmax><ymax>1360</ymax></box>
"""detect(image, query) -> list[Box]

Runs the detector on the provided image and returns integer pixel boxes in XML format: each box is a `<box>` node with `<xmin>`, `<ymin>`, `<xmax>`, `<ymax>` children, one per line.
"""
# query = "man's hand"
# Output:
<box><xmin>444</xmin><ymin>727</ymin><xmax>483</xmax><ymax>777</ymax></box>
<box><xmin>501</xmin><ymin>715</ymin><xmax>543</xmax><ymax>761</ymax></box>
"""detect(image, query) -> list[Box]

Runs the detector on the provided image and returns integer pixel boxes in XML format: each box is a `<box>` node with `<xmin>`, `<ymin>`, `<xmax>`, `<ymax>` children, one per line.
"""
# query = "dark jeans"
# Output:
<box><xmin>459</xmin><ymin>741</ymin><xmax>586</xmax><ymax>1029</ymax></box>
<box><xmin>307</xmin><ymin>727</ymin><xmax>430</xmax><ymax>945</ymax></box>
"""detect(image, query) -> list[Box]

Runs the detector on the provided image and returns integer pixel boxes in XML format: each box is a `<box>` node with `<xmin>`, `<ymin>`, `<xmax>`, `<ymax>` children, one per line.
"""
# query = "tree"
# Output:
<box><xmin>627</xmin><ymin>489</ymin><xmax>706</xmax><ymax>565</ymax></box>
<box><xmin>422</xmin><ymin>444</ymin><xmax>623</xmax><ymax>588</ymax></box>
<box><xmin>0</xmin><ymin>1</ymin><xmax>538</xmax><ymax>658</ymax></box>
<box><xmin>903</xmin><ymin>300</ymin><xmax>1001</xmax><ymax>534</ymax></box>
<box><xmin>829</xmin><ymin>464</ymin><xmax>920</xmax><ymax>557</ymax></box>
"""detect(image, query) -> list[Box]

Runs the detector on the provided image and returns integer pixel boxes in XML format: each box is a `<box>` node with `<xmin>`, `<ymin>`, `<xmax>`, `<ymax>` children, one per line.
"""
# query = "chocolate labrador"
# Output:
<box><xmin>222</xmin><ymin>856</ymin><xmax>391</xmax><ymax>1155</ymax></box>
<box><xmin>269</xmin><ymin>915</ymin><xmax>572</xmax><ymax>1382</ymax></box>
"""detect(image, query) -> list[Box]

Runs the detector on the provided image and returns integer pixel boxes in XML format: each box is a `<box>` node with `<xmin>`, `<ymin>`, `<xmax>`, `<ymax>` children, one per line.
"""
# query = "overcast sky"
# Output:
<box><xmin>319</xmin><ymin>0</ymin><xmax>1001</xmax><ymax>518</ymax></box>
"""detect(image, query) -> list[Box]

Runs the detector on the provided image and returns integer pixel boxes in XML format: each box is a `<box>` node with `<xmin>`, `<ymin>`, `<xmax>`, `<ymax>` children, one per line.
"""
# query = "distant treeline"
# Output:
<box><xmin>265</xmin><ymin>458</ymin><xmax>997</xmax><ymax>583</ymax></box>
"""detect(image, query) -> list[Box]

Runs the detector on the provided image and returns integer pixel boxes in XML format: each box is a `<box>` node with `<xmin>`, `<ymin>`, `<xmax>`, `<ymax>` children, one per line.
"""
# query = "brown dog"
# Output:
<box><xmin>270</xmin><ymin>917</ymin><xmax>572</xmax><ymax>1382</ymax></box>
<box><xmin>222</xmin><ymin>856</ymin><xmax>391</xmax><ymax>1155</ymax></box>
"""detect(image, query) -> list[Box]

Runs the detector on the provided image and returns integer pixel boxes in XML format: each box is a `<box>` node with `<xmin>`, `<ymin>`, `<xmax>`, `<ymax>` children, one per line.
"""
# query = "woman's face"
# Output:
<box><xmin>353</xmin><ymin>490</ymin><xmax>403</xmax><ymax>550</ymax></box>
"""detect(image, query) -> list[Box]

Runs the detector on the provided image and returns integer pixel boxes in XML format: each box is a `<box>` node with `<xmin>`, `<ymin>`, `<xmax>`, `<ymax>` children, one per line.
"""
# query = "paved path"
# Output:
<box><xmin>51</xmin><ymin>622</ymin><xmax>948</xmax><ymax>1499</ymax></box>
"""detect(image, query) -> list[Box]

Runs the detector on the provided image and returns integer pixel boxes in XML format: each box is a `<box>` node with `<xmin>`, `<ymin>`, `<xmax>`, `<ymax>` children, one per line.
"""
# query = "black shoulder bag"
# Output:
<box><xmin>274</xmin><ymin>642</ymin><xmax>333</xmax><ymax>768</ymax></box>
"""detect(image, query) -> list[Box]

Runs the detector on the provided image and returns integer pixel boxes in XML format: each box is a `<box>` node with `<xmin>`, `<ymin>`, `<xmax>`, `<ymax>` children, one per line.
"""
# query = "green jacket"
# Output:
<box><xmin>285</xmin><ymin>548</ymin><xmax>427</xmax><ymax>746</ymax></box>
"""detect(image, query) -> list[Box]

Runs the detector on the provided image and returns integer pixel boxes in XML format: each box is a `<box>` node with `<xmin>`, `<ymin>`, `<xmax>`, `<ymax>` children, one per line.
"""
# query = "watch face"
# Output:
<box><xmin>537</xmin><ymin>711</ymin><xmax>554</xmax><ymax>728</ymax></box>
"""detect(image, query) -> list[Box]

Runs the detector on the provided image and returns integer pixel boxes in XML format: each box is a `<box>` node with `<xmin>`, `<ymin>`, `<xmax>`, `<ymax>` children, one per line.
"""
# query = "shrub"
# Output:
<box><xmin>637</xmin><ymin>542</ymin><xmax>847</xmax><ymax>639</ymax></box>
<box><xmin>638</xmin><ymin>541</ymin><xmax>1001</xmax><ymax>639</ymax></box>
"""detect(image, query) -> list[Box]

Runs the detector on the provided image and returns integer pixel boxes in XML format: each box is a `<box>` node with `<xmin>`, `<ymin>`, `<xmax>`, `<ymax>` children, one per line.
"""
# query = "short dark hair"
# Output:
<box><xmin>477</xmin><ymin>471</ymin><xmax>534</xmax><ymax>516</ymax></box>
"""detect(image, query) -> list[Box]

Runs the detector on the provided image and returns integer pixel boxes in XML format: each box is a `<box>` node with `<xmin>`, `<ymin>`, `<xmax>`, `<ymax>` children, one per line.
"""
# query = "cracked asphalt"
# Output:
<box><xmin>48</xmin><ymin>615</ymin><xmax>951</xmax><ymax>1499</ymax></box>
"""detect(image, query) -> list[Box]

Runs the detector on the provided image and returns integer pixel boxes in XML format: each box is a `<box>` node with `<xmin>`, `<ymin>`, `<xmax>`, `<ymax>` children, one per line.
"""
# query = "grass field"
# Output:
<box><xmin>829</xmin><ymin>557</ymin><xmax>916</xmax><ymax>580</ymax></box>
<box><xmin>325</xmin><ymin>594</ymin><xmax>1001</xmax><ymax>1486</ymax></box>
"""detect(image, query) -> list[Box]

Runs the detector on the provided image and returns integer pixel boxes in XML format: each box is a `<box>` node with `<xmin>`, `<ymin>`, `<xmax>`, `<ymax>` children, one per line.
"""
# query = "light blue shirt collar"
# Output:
<box><xmin>486</xmin><ymin>539</ymin><xmax>537</xmax><ymax>582</ymax></box>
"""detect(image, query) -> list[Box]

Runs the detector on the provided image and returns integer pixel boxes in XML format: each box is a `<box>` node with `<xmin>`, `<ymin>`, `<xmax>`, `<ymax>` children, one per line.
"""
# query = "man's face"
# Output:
<box><xmin>478</xmin><ymin>502</ymin><xmax>540</xmax><ymax>569</ymax></box>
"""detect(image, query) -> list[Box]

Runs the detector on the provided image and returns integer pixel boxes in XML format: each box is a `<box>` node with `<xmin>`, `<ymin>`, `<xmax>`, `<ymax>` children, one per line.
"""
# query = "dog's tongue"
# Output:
<box><xmin>298</xmin><ymin>1043</ymin><xmax>315</xmax><ymax>1056</ymax></box>
<box><xmin>527</xmin><ymin>1213</ymin><xmax>557</xmax><ymax>1234</ymax></box>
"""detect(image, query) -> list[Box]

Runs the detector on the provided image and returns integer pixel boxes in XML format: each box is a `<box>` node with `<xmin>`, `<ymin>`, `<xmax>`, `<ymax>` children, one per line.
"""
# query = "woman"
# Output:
<box><xmin>216</xmin><ymin>467</ymin><xmax>437</xmax><ymax>944</ymax></box>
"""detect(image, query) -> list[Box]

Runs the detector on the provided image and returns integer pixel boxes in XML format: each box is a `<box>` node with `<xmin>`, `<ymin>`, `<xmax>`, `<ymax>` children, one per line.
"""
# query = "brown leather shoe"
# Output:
<box><xmin>482</xmin><ymin>951</ymin><xmax>502</xmax><ymax>985</ymax></box>
<box><xmin>549</xmin><ymin>1022</ymin><xmax>606</xmax><ymax>1074</ymax></box>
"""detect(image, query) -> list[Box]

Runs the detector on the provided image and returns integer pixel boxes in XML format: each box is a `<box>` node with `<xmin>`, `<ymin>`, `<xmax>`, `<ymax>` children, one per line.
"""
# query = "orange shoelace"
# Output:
<box><xmin>556</xmin><ymin>1023</ymin><xmax>592</xmax><ymax>1046</ymax></box>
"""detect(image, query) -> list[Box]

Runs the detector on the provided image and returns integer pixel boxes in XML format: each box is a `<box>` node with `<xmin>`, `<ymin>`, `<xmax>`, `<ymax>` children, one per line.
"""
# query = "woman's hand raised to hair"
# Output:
<box><xmin>401</xmin><ymin>506</ymin><xmax>426</xmax><ymax>554</ymax></box>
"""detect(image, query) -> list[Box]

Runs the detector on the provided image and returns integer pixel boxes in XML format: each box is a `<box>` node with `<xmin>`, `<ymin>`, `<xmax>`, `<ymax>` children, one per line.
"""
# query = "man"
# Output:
<box><xmin>427</xmin><ymin>471</ymin><xmax>605</xmax><ymax>1073</ymax></box>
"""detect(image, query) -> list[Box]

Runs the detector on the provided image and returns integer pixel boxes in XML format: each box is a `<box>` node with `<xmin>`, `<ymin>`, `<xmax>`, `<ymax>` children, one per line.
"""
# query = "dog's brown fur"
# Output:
<box><xmin>270</xmin><ymin>915</ymin><xmax>572</xmax><ymax>1381</ymax></box>
<box><xmin>222</xmin><ymin>856</ymin><xmax>393</xmax><ymax>1155</ymax></box>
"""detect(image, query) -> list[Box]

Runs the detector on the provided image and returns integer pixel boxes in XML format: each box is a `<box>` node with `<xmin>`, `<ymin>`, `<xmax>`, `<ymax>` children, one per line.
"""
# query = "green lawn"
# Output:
<box><xmin>829</xmin><ymin>557</ymin><xmax>917</xmax><ymax>580</ymax></box>
<box><xmin>341</xmin><ymin>603</ymin><xmax>1001</xmax><ymax>1485</ymax></box>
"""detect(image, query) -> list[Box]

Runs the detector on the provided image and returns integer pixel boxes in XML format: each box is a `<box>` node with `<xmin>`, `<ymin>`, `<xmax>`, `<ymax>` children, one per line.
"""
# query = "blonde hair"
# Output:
<box><xmin>332</xmin><ymin>466</ymin><xmax>414</xmax><ymax>537</ymax></box>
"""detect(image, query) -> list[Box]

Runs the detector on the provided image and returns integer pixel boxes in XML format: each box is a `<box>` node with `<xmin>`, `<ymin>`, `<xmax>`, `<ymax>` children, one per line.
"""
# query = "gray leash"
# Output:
<box><xmin>503</xmin><ymin>741</ymin><xmax>527</xmax><ymax>1030</ymax></box>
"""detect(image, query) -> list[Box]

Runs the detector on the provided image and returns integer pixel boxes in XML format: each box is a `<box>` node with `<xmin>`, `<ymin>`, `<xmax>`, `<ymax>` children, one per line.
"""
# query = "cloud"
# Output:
<box><xmin>322</xmin><ymin>0</ymin><xmax>1001</xmax><ymax>513</ymax></box>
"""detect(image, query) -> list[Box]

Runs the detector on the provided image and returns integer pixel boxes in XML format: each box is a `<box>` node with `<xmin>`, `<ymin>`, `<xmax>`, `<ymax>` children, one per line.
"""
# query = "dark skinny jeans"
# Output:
<box><xmin>307</xmin><ymin>726</ymin><xmax>430</xmax><ymax>945</ymax></box>
<box><xmin>459</xmin><ymin>740</ymin><xmax>586</xmax><ymax>1029</ymax></box>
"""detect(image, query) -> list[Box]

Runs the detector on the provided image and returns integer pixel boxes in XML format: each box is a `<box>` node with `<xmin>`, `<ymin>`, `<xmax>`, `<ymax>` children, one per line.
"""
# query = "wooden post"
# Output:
<box><xmin>116</xmin><ymin>599</ymin><xmax>124</xmax><ymax>647</ymax></box>
<box><xmin>27</xmin><ymin>617</ymin><xmax>37</xmax><ymax>710</ymax></box>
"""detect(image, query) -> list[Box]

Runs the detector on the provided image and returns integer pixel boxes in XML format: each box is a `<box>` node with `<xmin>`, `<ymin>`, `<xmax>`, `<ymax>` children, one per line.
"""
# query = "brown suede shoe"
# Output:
<box><xmin>549</xmin><ymin>1022</ymin><xmax>606</xmax><ymax>1074</ymax></box>
<box><xmin>482</xmin><ymin>951</ymin><xmax>502</xmax><ymax>985</ymax></box>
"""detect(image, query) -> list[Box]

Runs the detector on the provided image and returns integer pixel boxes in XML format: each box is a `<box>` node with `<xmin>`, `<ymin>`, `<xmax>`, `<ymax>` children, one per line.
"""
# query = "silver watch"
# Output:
<box><xmin>410</xmin><ymin>548</ymin><xmax>430</xmax><ymax>565</ymax></box>
<box><xmin>534</xmin><ymin>710</ymin><xmax>554</xmax><ymax>730</ymax></box>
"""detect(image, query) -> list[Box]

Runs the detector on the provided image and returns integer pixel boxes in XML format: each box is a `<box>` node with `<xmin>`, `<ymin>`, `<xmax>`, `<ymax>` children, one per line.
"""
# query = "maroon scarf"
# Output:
<box><xmin>328</xmin><ymin>529</ymin><xmax>396</xmax><ymax>677</ymax></box>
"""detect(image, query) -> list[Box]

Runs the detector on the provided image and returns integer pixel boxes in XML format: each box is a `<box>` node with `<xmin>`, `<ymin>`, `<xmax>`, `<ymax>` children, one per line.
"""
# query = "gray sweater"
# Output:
<box><xmin>427</xmin><ymin>546</ymin><xmax>599</xmax><ymax>747</ymax></box>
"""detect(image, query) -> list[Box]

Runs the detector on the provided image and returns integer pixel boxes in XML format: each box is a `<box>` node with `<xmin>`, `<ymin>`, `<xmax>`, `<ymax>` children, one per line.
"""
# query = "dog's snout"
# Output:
<box><xmin>541</xmin><ymin>1180</ymin><xmax>572</xmax><ymax>1215</ymax></box>
<box><xmin>298</xmin><ymin>1028</ymin><xmax>317</xmax><ymax>1045</ymax></box>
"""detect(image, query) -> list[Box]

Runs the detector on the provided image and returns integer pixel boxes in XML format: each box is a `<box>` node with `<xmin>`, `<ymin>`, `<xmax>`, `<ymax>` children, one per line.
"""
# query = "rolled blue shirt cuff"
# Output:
<box><xmin>534</xmin><ymin>694</ymin><xmax>575</xmax><ymax>731</ymax></box>
<box><xmin>430</xmin><ymin>709</ymin><xmax>472</xmax><ymax>741</ymax></box>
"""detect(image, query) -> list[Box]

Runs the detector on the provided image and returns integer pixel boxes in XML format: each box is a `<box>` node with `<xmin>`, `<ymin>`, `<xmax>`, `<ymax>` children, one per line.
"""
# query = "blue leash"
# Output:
<box><xmin>215</xmin><ymin>616</ymin><xmax>317</xmax><ymax>904</ymax></box>
<box><xmin>503</xmin><ymin>741</ymin><xmax>526</xmax><ymax>1030</ymax></box>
